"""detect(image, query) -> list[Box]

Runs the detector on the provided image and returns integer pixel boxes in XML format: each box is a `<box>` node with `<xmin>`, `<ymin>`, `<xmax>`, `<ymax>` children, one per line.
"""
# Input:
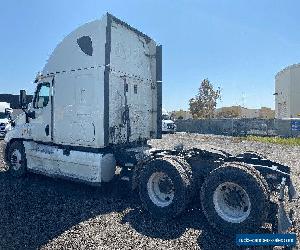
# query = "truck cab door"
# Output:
<box><xmin>29</xmin><ymin>78</ymin><xmax>53</xmax><ymax>142</ymax></box>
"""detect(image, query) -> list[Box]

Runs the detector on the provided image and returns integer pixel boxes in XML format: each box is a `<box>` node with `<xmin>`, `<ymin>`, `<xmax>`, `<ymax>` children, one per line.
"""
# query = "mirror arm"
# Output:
<box><xmin>22</xmin><ymin>110</ymin><xmax>35</xmax><ymax>123</ymax></box>
<box><xmin>27</xmin><ymin>110</ymin><xmax>36</xmax><ymax>119</ymax></box>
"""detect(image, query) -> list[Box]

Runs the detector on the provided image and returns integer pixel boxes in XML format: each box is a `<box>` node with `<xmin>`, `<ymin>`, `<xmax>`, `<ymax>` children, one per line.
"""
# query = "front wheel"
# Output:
<box><xmin>200</xmin><ymin>162</ymin><xmax>269</xmax><ymax>235</ymax></box>
<box><xmin>7</xmin><ymin>141</ymin><xmax>27</xmax><ymax>177</ymax></box>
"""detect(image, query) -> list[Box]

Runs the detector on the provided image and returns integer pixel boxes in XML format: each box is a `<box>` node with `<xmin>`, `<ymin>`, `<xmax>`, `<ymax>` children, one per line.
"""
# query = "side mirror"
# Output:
<box><xmin>19</xmin><ymin>89</ymin><xmax>28</xmax><ymax>109</ymax></box>
<box><xmin>4</xmin><ymin>108</ymin><xmax>13</xmax><ymax>115</ymax></box>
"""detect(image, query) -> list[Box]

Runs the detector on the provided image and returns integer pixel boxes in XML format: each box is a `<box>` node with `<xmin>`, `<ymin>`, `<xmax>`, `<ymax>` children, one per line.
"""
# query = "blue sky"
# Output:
<box><xmin>0</xmin><ymin>0</ymin><xmax>300</xmax><ymax>111</ymax></box>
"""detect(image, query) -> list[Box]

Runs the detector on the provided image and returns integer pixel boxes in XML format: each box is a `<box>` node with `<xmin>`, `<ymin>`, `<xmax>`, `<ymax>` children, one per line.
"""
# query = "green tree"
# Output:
<box><xmin>170</xmin><ymin>109</ymin><xmax>192</xmax><ymax>120</ymax></box>
<box><xmin>189</xmin><ymin>79</ymin><xmax>221</xmax><ymax>118</ymax></box>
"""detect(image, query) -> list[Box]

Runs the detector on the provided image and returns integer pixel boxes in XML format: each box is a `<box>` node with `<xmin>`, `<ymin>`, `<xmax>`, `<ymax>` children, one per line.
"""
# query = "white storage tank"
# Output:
<box><xmin>275</xmin><ymin>63</ymin><xmax>300</xmax><ymax>118</ymax></box>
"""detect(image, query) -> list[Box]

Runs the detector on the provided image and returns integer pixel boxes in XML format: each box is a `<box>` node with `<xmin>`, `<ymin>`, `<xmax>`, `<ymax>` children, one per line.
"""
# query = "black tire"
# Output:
<box><xmin>7</xmin><ymin>141</ymin><xmax>27</xmax><ymax>177</ymax></box>
<box><xmin>167</xmin><ymin>156</ymin><xmax>196</xmax><ymax>199</ymax></box>
<box><xmin>236</xmin><ymin>151</ymin><xmax>266</xmax><ymax>160</ymax></box>
<box><xmin>200</xmin><ymin>162</ymin><xmax>269</xmax><ymax>235</ymax></box>
<box><xmin>138</xmin><ymin>156</ymin><xmax>193</xmax><ymax>219</ymax></box>
<box><xmin>235</xmin><ymin>162</ymin><xmax>271</xmax><ymax>199</ymax></box>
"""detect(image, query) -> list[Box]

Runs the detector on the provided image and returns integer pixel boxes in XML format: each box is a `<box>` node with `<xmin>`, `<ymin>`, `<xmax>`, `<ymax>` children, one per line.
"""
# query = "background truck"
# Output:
<box><xmin>162</xmin><ymin>108</ymin><xmax>176</xmax><ymax>133</ymax></box>
<box><xmin>0</xmin><ymin>102</ymin><xmax>12</xmax><ymax>138</ymax></box>
<box><xmin>3</xmin><ymin>13</ymin><xmax>297</xmax><ymax>235</ymax></box>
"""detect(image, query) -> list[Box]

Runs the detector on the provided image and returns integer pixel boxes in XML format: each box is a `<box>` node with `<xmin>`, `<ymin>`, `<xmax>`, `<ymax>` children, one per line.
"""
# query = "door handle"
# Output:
<box><xmin>45</xmin><ymin>125</ymin><xmax>49</xmax><ymax>136</ymax></box>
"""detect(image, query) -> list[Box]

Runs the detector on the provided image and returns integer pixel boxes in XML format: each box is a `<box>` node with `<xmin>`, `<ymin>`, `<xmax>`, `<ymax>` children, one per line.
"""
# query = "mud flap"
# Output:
<box><xmin>278</xmin><ymin>202</ymin><xmax>293</xmax><ymax>233</ymax></box>
<box><xmin>278</xmin><ymin>178</ymin><xmax>294</xmax><ymax>233</ymax></box>
<box><xmin>288</xmin><ymin>180</ymin><xmax>299</xmax><ymax>201</ymax></box>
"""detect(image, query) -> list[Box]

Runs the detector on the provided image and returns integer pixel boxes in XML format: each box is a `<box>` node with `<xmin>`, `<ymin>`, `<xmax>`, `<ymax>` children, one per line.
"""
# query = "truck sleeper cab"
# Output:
<box><xmin>4</xmin><ymin>13</ymin><xmax>162</xmax><ymax>184</ymax></box>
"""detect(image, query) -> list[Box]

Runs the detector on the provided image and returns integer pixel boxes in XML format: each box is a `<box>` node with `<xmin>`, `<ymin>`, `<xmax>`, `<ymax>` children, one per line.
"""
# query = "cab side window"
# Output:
<box><xmin>34</xmin><ymin>82</ymin><xmax>50</xmax><ymax>109</ymax></box>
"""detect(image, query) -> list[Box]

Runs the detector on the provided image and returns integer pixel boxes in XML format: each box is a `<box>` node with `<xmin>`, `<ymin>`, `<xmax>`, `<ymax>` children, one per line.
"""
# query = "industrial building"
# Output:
<box><xmin>275</xmin><ymin>64</ymin><xmax>300</xmax><ymax>118</ymax></box>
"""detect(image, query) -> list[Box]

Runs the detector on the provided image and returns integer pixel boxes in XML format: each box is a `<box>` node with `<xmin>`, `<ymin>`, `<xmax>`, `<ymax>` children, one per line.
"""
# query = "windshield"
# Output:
<box><xmin>0</xmin><ymin>112</ymin><xmax>8</xmax><ymax>119</ymax></box>
<box><xmin>162</xmin><ymin>114</ymin><xmax>170</xmax><ymax>120</ymax></box>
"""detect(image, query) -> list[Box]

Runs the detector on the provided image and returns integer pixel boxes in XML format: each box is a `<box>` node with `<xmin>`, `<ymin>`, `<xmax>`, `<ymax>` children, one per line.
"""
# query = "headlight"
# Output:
<box><xmin>5</xmin><ymin>123</ymin><xmax>11</xmax><ymax>131</ymax></box>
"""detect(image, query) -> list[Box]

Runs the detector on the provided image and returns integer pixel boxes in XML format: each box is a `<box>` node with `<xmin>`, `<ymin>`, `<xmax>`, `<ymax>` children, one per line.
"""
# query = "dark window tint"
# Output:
<box><xmin>77</xmin><ymin>36</ymin><xmax>93</xmax><ymax>56</ymax></box>
<box><xmin>34</xmin><ymin>82</ymin><xmax>50</xmax><ymax>109</ymax></box>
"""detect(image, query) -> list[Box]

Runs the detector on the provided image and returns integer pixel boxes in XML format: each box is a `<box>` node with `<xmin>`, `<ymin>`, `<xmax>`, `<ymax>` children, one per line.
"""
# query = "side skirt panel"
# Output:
<box><xmin>23</xmin><ymin>141</ymin><xmax>116</xmax><ymax>184</ymax></box>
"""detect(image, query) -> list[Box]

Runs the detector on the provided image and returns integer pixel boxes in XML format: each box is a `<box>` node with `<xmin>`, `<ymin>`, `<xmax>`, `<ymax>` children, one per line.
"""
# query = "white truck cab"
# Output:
<box><xmin>4</xmin><ymin>13</ymin><xmax>162</xmax><ymax>185</ymax></box>
<box><xmin>0</xmin><ymin>102</ymin><xmax>13</xmax><ymax>138</ymax></box>
<box><xmin>162</xmin><ymin>110</ymin><xmax>176</xmax><ymax>133</ymax></box>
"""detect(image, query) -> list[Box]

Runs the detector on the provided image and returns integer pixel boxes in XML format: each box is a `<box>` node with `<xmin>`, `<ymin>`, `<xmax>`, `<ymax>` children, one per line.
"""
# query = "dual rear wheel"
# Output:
<box><xmin>138</xmin><ymin>156</ymin><xmax>193</xmax><ymax>219</ymax></box>
<box><xmin>200</xmin><ymin>162</ymin><xmax>269</xmax><ymax>234</ymax></box>
<box><xmin>138</xmin><ymin>158</ymin><xmax>269</xmax><ymax>235</ymax></box>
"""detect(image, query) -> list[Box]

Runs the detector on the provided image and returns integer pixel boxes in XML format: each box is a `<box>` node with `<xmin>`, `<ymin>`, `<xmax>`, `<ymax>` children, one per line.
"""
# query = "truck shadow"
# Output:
<box><xmin>121</xmin><ymin>204</ymin><xmax>238</xmax><ymax>249</ymax></box>
<box><xmin>0</xmin><ymin>170</ymin><xmax>131</xmax><ymax>249</ymax></box>
<box><xmin>0</xmin><ymin>170</ymin><xmax>273</xmax><ymax>250</ymax></box>
<box><xmin>122</xmin><ymin>206</ymin><xmax>274</xmax><ymax>250</ymax></box>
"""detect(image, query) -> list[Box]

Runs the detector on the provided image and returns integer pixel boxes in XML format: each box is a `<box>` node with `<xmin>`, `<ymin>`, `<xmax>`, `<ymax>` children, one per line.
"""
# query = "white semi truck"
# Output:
<box><xmin>3</xmin><ymin>13</ymin><xmax>297</xmax><ymax>235</ymax></box>
<box><xmin>0</xmin><ymin>102</ymin><xmax>13</xmax><ymax>138</ymax></box>
<box><xmin>162</xmin><ymin>109</ymin><xmax>176</xmax><ymax>133</ymax></box>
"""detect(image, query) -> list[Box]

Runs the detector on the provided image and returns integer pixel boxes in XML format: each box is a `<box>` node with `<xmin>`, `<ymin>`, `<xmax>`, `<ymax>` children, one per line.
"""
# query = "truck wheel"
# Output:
<box><xmin>236</xmin><ymin>151</ymin><xmax>266</xmax><ymax>160</ymax></box>
<box><xmin>235</xmin><ymin>162</ymin><xmax>270</xmax><ymax>199</ymax></box>
<box><xmin>200</xmin><ymin>162</ymin><xmax>269</xmax><ymax>235</ymax></box>
<box><xmin>138</xmin><ymin>157</ymin><xmax>193</xmax><ymax>219</ymax></box>
<box><xmin>168</xmin><ymin>156</ymin><xmax>196</xmax><ymax>199</ymax></box>
<box><xmin>7</xmin><ymin>141</ymin><xmax>27</xmax><ymax>177</ymax></box>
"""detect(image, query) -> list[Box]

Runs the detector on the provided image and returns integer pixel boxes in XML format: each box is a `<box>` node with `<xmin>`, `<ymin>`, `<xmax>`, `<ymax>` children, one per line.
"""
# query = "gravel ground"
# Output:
<box><xmin>0</xmin><ymin>133</ymin><xmax>299</xmax><ymax>249</ymax></box>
